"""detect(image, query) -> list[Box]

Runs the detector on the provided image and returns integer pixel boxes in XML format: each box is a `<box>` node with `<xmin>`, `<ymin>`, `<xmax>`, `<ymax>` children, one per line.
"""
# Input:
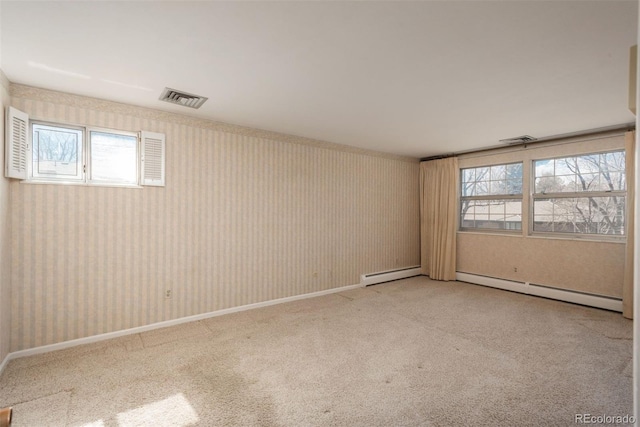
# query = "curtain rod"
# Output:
<box><xmin>419</xmin><ymin>122</ymin><xmax>635</xmax><ymax>162</ymax></box>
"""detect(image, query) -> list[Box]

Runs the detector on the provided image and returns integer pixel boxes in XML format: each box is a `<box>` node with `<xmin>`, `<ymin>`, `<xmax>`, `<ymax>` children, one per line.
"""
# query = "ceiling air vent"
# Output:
<box><xmin>159</xmin><ymin>87</ymin><xmax>208</xmax><ymax>109</ymax></box>
<box><xmin>499</xmin><ymin>135</ymin><xmax>537</xmax><ymax>145</ymax></box>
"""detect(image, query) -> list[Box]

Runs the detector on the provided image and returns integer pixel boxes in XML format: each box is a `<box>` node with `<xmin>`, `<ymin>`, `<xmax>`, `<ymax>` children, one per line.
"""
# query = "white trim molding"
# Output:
<box><xmin>2</xmin><ymin>281</ymin><xmax>365</xmax><ymax>370</ymax></box>
<box><xmin>456</xmin><ymin>272</ymin><xmax>623</xmax><ymax>312</ymax></box>
<box><xmin>360</xmin><ymin>266</ymin><xmax>421</xmax><ymax>287</ymax></box>
<box><xmin>0</xmin><ymin>268</ymin><xmax>424</xmax><ymax>371</ymax></box>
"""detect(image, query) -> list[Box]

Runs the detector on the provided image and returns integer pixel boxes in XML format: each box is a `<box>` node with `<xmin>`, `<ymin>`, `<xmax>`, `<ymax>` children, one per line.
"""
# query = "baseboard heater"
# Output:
<box><xmin>456</xmin><ymin>272</ymin><xmax>622</xmax><ymax>312</ymax></box>
<box><xmin>360</xmin><ymin>266</ymin><xmax>421</xmax><ymax>287</ymax></box>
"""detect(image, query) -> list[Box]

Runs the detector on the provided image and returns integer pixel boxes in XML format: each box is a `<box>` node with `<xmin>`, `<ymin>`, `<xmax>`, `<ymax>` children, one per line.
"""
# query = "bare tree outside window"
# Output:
<box><xmin>460</xmin><ymin>163</ymin><xmax>523</xmax><ymax>231</ymax></box>
<box><xmin>533</xmin><ymin>151</ymin><xmax>626</xmax><ymax>235</ymax></box>
<box><xmin>32</xmin><ymin>124</ymin><xmax>83</xmax><ymax>179</ymax></box>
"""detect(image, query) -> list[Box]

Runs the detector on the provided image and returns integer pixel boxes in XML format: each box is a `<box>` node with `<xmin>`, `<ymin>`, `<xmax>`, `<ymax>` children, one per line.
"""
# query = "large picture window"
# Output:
<box><xmin>460</xmin><ymin>162</ymin><xmax>523</xmax><ymax>231</ymax></box>
<box><xmin>532</xmin><ymin>150</ymin><xmax>626</xmax><ymax>236</ymax></box>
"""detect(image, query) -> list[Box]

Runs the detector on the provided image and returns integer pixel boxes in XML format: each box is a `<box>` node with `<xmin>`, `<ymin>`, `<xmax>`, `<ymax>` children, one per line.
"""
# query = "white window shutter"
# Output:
<box><xmin>140</xmin><ymin>131</ymin><xmax>165</xmax><ymax>186</ymax></box>
<box><xmin>5</xmin><ymin>106</ymin><xmax>29</xmax><ymax>180</ymax></box>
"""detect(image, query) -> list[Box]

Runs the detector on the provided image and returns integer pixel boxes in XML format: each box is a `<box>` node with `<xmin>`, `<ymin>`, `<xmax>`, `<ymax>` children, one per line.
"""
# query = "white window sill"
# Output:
<box><xmin>19</xmin><ymin>179</ymin><xmax>142</xmax><ymax>189</ymax></box>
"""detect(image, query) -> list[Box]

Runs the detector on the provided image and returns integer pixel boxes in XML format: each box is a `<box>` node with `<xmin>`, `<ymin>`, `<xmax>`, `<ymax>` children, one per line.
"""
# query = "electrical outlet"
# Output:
<box><xmin>513</xmin><ymin>267</ymin><xmax>518</xmax><ymax>273</ymax></box>
<box><xmin>165</xmin><ymin>289</ymin><xmax>172</xmax><ymax>298</ymax></box>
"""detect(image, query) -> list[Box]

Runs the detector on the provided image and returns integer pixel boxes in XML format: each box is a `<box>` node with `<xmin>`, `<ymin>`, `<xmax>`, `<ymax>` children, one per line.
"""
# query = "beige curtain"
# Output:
<box><xmin>623</xmin><ymin>130</ymin><xmax>635</xmax><ymax>319</ymax></box>
<box><xmin>420</xmin><ymin>157</ymin><xmax>458</xmax><ymax>281</ymax></box>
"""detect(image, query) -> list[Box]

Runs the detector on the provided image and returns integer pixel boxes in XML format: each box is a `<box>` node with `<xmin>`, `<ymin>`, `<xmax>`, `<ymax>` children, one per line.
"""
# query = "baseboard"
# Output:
<box><xmin>456</xmin><ymin>272</ymin><xmax>623</xmax><ymax>312</ymax></box>
<box><xmin>4</xmin><ymin>282</ymin><xmax>366</xmax><ymax>365</ymax></box>
<box><xmin>360</xmin><ymin>266</ymin><xmax>421</xmax><ymax>286</ymax></box>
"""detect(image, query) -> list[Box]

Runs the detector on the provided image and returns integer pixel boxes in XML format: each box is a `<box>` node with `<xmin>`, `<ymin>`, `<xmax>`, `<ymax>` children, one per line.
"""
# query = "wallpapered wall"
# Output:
<box><xmin>9</xmin><ymin>85</ymin><xmax>420</xmax><ymax>352</ymax></box>
<box><xmin>0</xmin><ymin>72</ymin><xmax>12</xmax><ymax>363</ymax></box>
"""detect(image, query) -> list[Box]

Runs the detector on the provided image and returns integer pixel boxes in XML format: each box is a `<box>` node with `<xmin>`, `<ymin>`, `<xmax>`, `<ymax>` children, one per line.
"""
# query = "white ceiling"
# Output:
<box><xmin>1</xmin><ymin>1</ymin><xmax>637</xmax><ymax>158</ymax></box>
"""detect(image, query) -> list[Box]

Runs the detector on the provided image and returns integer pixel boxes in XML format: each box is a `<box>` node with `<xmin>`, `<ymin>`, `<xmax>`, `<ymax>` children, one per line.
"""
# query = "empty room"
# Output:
<box><xmin>0</xmin><ymin>1</ymin><xmax>638</xmax><ymax>426</ymax></box>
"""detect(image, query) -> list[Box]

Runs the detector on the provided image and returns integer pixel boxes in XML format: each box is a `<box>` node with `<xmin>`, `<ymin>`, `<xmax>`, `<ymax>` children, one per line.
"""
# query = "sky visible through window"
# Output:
<box><xmin>90</xmin><ymin>131</ymin><xmax>138</xmax><ymax>184</ymax></box>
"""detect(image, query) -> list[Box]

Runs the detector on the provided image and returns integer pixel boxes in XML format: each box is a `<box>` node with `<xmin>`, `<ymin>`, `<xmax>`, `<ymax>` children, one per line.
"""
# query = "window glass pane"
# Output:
<box><xmin>535</xmin><ymin>150</ymin><xmax>626</xmax><ymax>194</ymax></box>
<box><xmin>534</xmin><ymin>176</ymin><xmax>560</xmax><ymax>193</ymax></box>
<box><xmin>488</xmin><ymin>200</ymin><xmax>505</xmax><ymax>215</ymax></box>
<box><xmin>462</xmin><ymin>169</ymin><xmax>475</xmax><ymax>183</ymax></box>
<box><xmin>506</xmin><ymin>163</ymin><xmax>522</xmax><ymax>194</ymax></box>
<box><xmin>460</xmin><ymin>199</ymin><xmax>521</xmax><ymax>231</ymax></box>
<box><xmin>599</xmin><ymin>171</ymin><xmax>625</xmax><ymax>191</ymax></box>
<box><xmin>601</xmin><ymin>151</ymin><xmax>625</xmax><ymax>171</ymax></box>
<box><xmin>533</xmin><ymin>149</ymin><xmax>626</xmax><ymax>236</ymax></box>
<box><xmin>506</xmin><ymin>163</ymin><xmax>522</xmax><ymax>177</ymax></box>
<box><xmin>32</xmin><ymin>124</ymin><xmax>83</xmax><ymax>180</ymax></box>
<box><xmin>604</xmin><ymin>172</ymin><xmax>620</xmax><ymax>191</ymax></box>
<box><xmin>534</xmin><ymin>159</ymin><xmax>566</xmax><ymax>193</ymax></box>
<box><xmin>474</xmin><ymin>167</ymin><xmax>490</xmax><ymax>195</ymax></box>
<box><xmin>90</xmin><ymin>131</ymin><xmax>138</xmax><ymax>184</ymax></box>
<box><xmin>476</xmin><ymin>167</ymin><xmax>490</xmax><ymax>180</ymax></box>
<box><xmin>489</xmin><ymin>180</ymin><xmax>506</xmax><ymax>195</ymax></box>
<box><xmin>506</xmin><ymin>178</ymin><xmax>522</xmax><ymax>194</ymax></box>
<box><xmin>534</xmin><ymin>159</ymin><xmax>553</xmax><ymax>177</ymax></box>
<box><xmin>474</xmin><ymin>201</ymin><xmax>489</xmax><ymax>220</ymax></box>
<box><xmin>460</xmin><ymin>203</ymin><xmax>475</xmax><ymax>229</ymax></box>
<box><xmin>533</xmin><ymin>213</ymin><xmax>554</xmax><ymax>232</ymax></box>
<box><xmin>505</xmin><ymin>221</ymin><xmax>522</xmax><ymax>230</ymax></box>
<box><xmin>576</xmin><ymin>154</ymin><xmax>600</xmax><ymax>173</ymax></box>
<box><xmin>555</xmin><ymin>158</ymin><xmax>574</xmax><ymax>175</ymax></box>
<box><xmin>577</xmin><ymin>172</ymin><xmax>599</xmax><ymax>191</ymax></box>
<box><xmin>533</xmin><ymin>197</ymin><xmax>624</xmax><ymax>235</ymax></box>
<box><xmin>461</xmin><ymin>182</ymin><xmax>476</xmax><ymax>197</ymax></box>
<box><xmin>460</xmin><ymin>163</ymin><xmax>522</xmax><ymax>232</ymax></box>
<box><xmin>461</xmin><ymin>163</ymin><xmax>522</xmax><ymax>196</ymax></box>
<box><xmin>505</xmin><ymin>201</ymin><xmax>521</xmax><ymax>216</ymax></box>
<box><xmin>490</xmin><ymin>165</ymin><xmax>506</xmax><ymax>180</ymax></box>
<box><xmin>558</xmin><ymin>175</ymin><xmax>578</xmax><ymax>192</ymax></box>
<box><xmin>475</xmin><ymin>181</ymin><xmax>490</xmax><ymax>196</ymax></box>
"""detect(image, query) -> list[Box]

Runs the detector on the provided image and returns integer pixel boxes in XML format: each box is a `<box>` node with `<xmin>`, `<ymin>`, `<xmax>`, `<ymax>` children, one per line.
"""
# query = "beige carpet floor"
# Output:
<box><xmin>0</xmin><ymin>276</ymin><xmax>633</xmax><ymax>426</ymax></box>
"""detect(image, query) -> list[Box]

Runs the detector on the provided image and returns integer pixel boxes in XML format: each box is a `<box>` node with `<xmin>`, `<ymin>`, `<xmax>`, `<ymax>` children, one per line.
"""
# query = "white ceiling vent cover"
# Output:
<box><xmin>159</xmin><ymin>87</ymin><xmax>208</xmax><ymax>109</ymax></box>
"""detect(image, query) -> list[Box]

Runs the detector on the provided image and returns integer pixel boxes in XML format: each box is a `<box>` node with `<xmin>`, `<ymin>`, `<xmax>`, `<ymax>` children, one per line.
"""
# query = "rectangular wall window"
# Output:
<box><xmin>6</xmin><ymin>107</ymin><xmax>165</xmax><ymax>187</ymax></box>
<box><xmin>29</xmin><ymin>122</ymin><xmax>142</xmax><ymax>188</ymax></box>
<box><xmin>460</xmin><ymin>162</ymin><xmax>523</xmax><ymax>231</ymax></box>
<box><xmin>532</xmin><ymin>150</ymin><xmax>626</xmax><ymax>236</ymax></box>
<box><xmin>32</xmin><ymin>123</ymin><xmax>84</xmax><ymax>181</ymax></box>
<box><xmin>89</xmin><ymin>130</ymin><xmax>138</xmax><ymax>185</ymax></box>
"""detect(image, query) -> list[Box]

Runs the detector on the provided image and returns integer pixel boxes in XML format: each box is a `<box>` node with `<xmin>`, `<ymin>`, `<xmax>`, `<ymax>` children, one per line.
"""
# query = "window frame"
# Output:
<box><xmin>459</xmin><ymin>161</ymin><xmax>524</xmax><ymax>233</ymax></box>
<box><xmin>28</xmin><ymin>120</ymin><xmax>142</xmax><ymax>188</ymax></box>
<box><xmin>6</xmin><ymin>107</ymin><xmax>166</xmax><ymax>188</ymax></box>
<box><xmin>529</xmin><ymin>149</ymin><xmax>626</xmax><ymax>240</ymax></box>
<box><xmin>30</xmin><ymin>121</ymin><xmax>85</xmax><ymax>183</ymax></box>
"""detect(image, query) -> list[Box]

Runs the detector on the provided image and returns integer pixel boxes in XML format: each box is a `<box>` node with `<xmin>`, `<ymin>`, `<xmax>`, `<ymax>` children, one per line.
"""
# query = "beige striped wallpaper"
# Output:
<box><xmin>9</xmin><ymin>86</ymin><xmax>420</xmax><ymax>352</ymax></box>
<box><xmin>456</xmin><ymin>134</ymin><xmax>627</xmax><ymax>298</ymax></box>
<box><xmin>0</xmin><ymin>71</ymin><xmax>12</xmax><ymax>363</ymax></box>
